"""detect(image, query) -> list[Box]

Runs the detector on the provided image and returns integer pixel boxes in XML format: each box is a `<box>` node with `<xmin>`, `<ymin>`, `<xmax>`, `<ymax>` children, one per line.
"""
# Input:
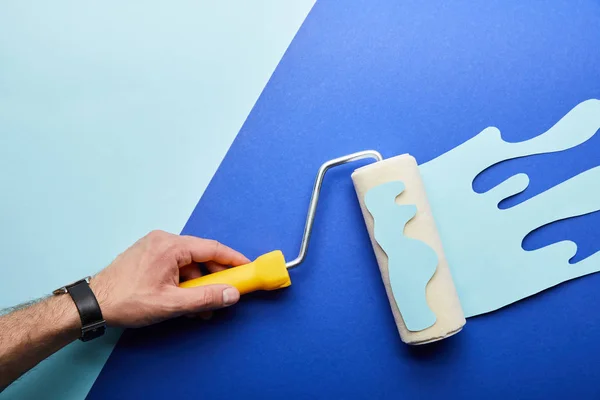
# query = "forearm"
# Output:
<box><xmin>0</xmin><ymin>295</ymin><xmax>80</xmax><ymax>391</ymax></box>
<box><xmin>0</xmin><ymin>231</ymin><xmax>246</xmax><ymax>392</ymax></box>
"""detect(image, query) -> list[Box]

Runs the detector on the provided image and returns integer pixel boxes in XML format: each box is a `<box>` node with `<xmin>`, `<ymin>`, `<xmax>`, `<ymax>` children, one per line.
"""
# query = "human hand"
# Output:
<box><xmin>89</xmin><ymin>230</ymin><xmax>250</xmax><ymax>328</ymax></box>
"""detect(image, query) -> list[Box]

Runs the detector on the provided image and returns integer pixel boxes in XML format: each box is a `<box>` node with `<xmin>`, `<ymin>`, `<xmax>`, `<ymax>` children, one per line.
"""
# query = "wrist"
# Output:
<box><xmin>42</xmin><ymin>295</ymin><xmax>82</xmax><ymax>342</ymax></box>
<box><xmin>54</xmin><ymin>277</ymin><xmax>107</xmax><ymax>341</ymax></box>
<box><xmin>88</xmin><ymin>274</ymin><xmax>113</xmax><ymax>326</ymax></box>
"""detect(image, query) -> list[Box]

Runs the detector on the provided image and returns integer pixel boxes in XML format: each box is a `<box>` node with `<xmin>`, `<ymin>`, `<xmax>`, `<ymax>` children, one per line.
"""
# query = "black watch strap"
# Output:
<box><xmin>64</xmin><ymin>279</ymin><xmax>106</xmax><ymax>342</ymax></box>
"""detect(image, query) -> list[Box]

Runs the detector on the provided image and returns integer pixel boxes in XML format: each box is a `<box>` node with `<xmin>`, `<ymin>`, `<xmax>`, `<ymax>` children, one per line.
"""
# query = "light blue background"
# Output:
<box><xmin>0</xmin><ymin>1</ymin><xmax>314</xmax><ymax>398</ymax></box>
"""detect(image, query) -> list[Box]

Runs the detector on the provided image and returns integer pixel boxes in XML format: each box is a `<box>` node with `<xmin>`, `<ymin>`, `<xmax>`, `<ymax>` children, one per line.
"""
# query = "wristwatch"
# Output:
<box><xmin>53</xmin><ymin>276</ymin><xmax>106</xmax><ymax>342</ymax></box>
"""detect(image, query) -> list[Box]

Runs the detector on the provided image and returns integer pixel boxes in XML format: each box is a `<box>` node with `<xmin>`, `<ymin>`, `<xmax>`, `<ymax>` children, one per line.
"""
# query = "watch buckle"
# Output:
<box><xmin>53</xmin><ymin>276</ymin><xmax>91</xmax><ymax>295</ymax></box>
<box><xmin>81</xmin><ymin>320</ymin><xmax>106</xmax><ymax>342</ymax></box>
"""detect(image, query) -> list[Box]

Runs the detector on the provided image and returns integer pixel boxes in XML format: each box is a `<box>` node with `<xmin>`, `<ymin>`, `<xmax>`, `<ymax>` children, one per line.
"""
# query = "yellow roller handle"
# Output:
<box><xmin>179</xmin><ymin>250</ymin><xmax>291</xmax><ymax>295</ymax></box>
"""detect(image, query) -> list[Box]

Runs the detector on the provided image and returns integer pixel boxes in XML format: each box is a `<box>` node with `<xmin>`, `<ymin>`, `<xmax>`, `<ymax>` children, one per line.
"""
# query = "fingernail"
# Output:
<box><xmin>222</xmin><ymin>288</ymin><xmax>240</xmax><ymax>306</ymax></box>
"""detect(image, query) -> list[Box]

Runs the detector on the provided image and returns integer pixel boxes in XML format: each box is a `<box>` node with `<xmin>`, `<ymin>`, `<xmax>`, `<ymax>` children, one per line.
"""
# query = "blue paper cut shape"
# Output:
<box><xmin>419</xmin><ymin>99</ymin><xmax>600</xmax><ymax>317</ymax></box>
<box><xmin>365</xmin><ymin>181</ymin><xmax>437</xmax><ymax>331</ymax></box>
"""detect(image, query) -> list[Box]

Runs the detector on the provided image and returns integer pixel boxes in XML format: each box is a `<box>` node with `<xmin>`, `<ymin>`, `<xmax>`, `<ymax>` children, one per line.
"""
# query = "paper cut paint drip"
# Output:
<box><xmin>419</xmin><ymin>99</ymin><xmax>600</xmax><ymax>317</ymax></box>
<box><xmin>365</xmin><ymin>181</ymin><xmax>437</xmax><ymax>331</ymax></box>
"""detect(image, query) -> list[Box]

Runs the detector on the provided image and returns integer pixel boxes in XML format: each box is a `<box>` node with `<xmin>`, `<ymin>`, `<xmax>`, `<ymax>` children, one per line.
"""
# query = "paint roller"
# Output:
<box><xmin>180</xmin><ymin>151</ymin><xmax>466</xmax><ymax>345</ymax></box>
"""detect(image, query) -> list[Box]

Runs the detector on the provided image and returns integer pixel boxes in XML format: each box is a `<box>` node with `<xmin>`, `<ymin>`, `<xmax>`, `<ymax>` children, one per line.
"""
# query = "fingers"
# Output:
<box><xmin>179</xmin><ymin>263</ymin><xmax>203</xmax><ymax>281</ymax></box>
<box><xmin>179</xmin><ymin>263</ymin><xmax>217</xmax><ymax>320</ymax></box>
<box><xmin>178</xmin><ymin>236</ymin><xmax>250</xmax><ymax>267</ymax></box>
<box><xmin>179</xmin><ymin>262</ymin><xmax>232</xmax><ymax>283</ymax></box>
<box><xmin>174</xmin><ymin>285</ymin><xmax>240</xmax><ymax>314</ymax></box>
<box><xmin>205</xmin><ymin>261</ymin><xmax>228</xmax><ymax>274</ymax></box>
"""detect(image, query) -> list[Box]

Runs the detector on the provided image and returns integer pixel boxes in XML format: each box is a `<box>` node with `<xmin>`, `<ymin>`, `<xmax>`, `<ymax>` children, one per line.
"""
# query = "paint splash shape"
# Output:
<box><xmin>419</xmin><ymin>99</ymin><xmax>600</xmax><ymax>317</ymax></box>
<box><xmin>365</xmin><ymin>181</ymin><xmax>437</xmax><ymax>331</ymax></box>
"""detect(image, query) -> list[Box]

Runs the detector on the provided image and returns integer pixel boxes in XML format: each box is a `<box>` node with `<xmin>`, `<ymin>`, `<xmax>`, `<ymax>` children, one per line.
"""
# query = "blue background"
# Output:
<box><xmin>89</xmin><ymin>0</ymin><xmax>600</xmax><ymax>398</ymax></box>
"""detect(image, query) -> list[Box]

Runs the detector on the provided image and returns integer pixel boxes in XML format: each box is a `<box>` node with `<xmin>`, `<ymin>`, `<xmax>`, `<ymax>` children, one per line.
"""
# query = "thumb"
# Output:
<box><xmin>175</xmin><ymin>285</ymin><xmax>240</xmax><ymax>314</ymax></box>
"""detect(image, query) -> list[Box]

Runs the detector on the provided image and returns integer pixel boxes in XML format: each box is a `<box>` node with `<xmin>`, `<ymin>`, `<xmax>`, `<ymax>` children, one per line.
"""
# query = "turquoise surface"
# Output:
<box><xmin>420</xmin><ymin>99</ymin><xmax>600</xmax><ymax>317</ymax></box>
<box><xmin>0</xmin><ymin>1</ymin><xmax>314</xmax><ymax>398</ymax></box>
<box><xmin>365</xmin><ymin>181</ymin><xmax>437</xmax><ymax>331</ymax></box>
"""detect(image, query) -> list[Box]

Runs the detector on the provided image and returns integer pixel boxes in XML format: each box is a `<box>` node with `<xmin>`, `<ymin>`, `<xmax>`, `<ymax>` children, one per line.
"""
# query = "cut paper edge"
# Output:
<box><xmin>365</xmin><ymin>180</ymin><xmax>437</xmax><ymax>332</ymax></box>
<box><xmin>419</xmin><ymin>98</ymin><xmax>600</xmax><ymax>318</ymax></box>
